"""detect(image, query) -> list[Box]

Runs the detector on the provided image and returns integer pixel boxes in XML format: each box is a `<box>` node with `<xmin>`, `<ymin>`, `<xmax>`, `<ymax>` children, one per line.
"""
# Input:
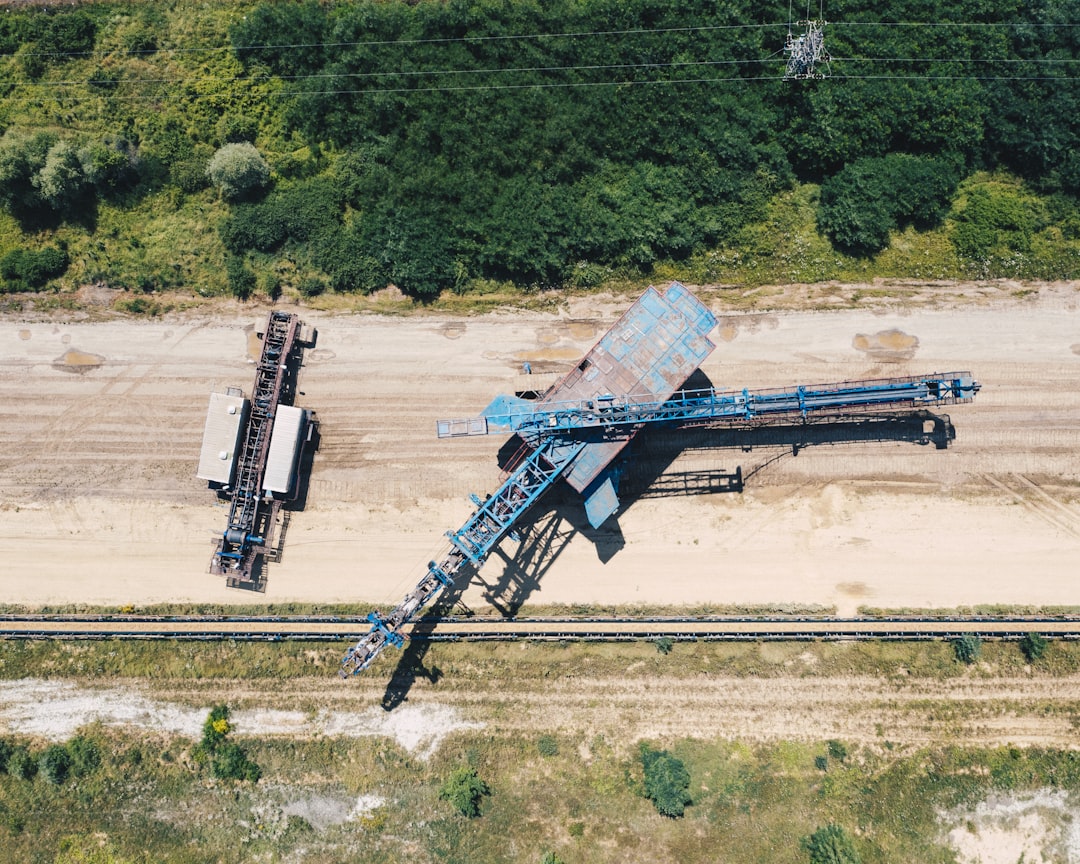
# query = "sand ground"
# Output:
<box><xmin>1</xmin><ymin>281</ymin><xmax>1078</xmax><ymax>613</ymax></box>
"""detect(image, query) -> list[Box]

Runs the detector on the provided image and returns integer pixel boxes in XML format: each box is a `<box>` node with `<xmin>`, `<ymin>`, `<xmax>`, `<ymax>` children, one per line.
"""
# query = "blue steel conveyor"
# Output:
<box><xmin>340</xmin><ymin>283</ymin><xmax>979</xmax><ymax>676</ymax></box>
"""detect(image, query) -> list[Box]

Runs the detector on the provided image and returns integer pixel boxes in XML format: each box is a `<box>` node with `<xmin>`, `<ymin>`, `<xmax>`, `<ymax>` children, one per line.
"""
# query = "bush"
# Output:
<box><xmin>1020</xmin><ymin>632</ymin><xmax>1049</xmax><ymax>663</ymax></box>
<box><xmin>197</xmin><ymin>704</ymin><xmax>260</xmax><ymax>782</ymax></box>
<box><xmin>39</xmin><ymin>744</ymin><xmax>73</xmax><ymax>785</ymax></box>
<box><xmin>298</xmin><ymin>276</ymin><xmax>326</xmax><ymax>298</ymax></box>
<box><xmin>818</xmin><ymin>154</ymin><xmax>958</xmax><ymax>255</ymax></box>
<box><xmin>206</xmin><ymin>143</ymin><xmax>271</xmax><ymax>201</ymax></box>
<box><xmin>201</xmin><ymin>704</ymin><xmax>232</xmax><ymax>751</ymax></box>
<box><xmin>541</xmin><ymin>853</ymin><xmax>566</xmax><ymax>864</ymax></box>
<box><xmin>67</xmin><ymin>736</ymin><xmax>101</xmax><ymax>778</ymax></box>
<box><xmin>0</xmin><ymin>738</ymin><xmax>13</xmax><ymax>774</ymax></box>
<box><xmin>815</xmin><ymin>755</ymin><xmax>829</xmax><ymax>771</ymax></box>
<box><xmin>827</xmin><ymin>740</ymin><xmax>848</xmax><ymax>762</ymax></box>
<box><xmin>7</xmin><ymin>745</ymin><xmax>37</xmax><ymax>780</ymax></box>
<box><xmin>211</xmin><ymin>742</ymin><xmax>261</xmax><ymax>782</ymax></box>
<box><xmin>0</xmin><ymin>246</ymin><xmax>69</xmax><ymax>290</ymax></box>
<box><xmin>640</xmin><ymin>743</ymin><xmax>691</xmax><ymax>818</ymax></box>
<box><xmin>438</xmin><ymin>766</ymin><xmax>490</xmax><ymax>818</ymax></box>
<box><xmin>655</xmin><ymin>637</ymin><xmax>674</xmax><ymax>655</ymax></box>
<box><xmin>226</xmin><ymin>257</ymin><xmax>256</xmax><ymax>300</ymax></box>
<box><xmin>954</xmin><ymin>634</ymin><xmax>982</xmax><ymax>664</ymax></box>
<box><xmin>537</xmin><ymin>735</ymin><xmax>559</xmax><ymax>757</ymax></box>
<box><xmin>803</xmin><ymin>824</ymin><xmax>862</xmax><ymax>864</ymax></box>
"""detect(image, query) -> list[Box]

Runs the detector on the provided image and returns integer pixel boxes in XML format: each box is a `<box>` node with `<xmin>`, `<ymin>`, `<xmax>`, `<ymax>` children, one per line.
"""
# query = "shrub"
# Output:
<box><xmin>226</xmin><ymin>257</ymin><xmax>256</xmax><ymax>300</ymax></box>
<box><xmin>1020</xmin><ymin>632</ymin><xmax>1049</xmax><ymax>663</ymax></box>
<box><xmin>438</xmin><ymin>766</ymin><xmax>490</xmax><ymax>818</ymax></box>
<box><xmin>815</xmin><ymin>755</ymin><xmax>829</xmax><ymax>771</ymax></box>
<box><xmin>541</xmin><ymin>853</ymin><xmax>567</xmax><ymax>864</ymax></box>
<box><xmin>211</xmin><ymin>741</ymin><xmax>261</xmax><ymax>782</ymax></box>
<box><xmin>197</xmin><ymin>704</ymin><xmax>260</xmax><ymax>782</ymax></box>
<box><xmin>39</xmin><ymin>744</ymin><xmax>73</xmax><ymax>785</ymax></box>
<box><xmin>818</xmin><ymin>154</ymin><xmax>958</xmax><ymax>255</ymax></box>
<box><xmin>954</xmin><ymin>634</ymin><xmax>982</xmax><ymax>665</ymax></box>
<box><xmin>7</xmin><ymin>745</ymin><xmax>37</xmax><ymax>780</ymax></box>
<box><xmin>0</xmin><ymin>246</ymin><xmax>69</xmax><ymax>290</ymax></box>
<box><xmin>537</xmin><ymin>735</ymin><xmax>559</xmax><ymax>757</ymax></box>
<box><xmin>0</xmin><ymin>738</ymin><xmax>13</xmax><ymax>774</ymax></box>
<box><xmin>567</xmin><ymin>821</ymin><xmax>584</xmax><ymax>837</ymax></box>
<box><xmin>67</xmin><ymin>736</ymin><xmax>101</xmax><ymax>778</ymax></box>
<box><xmin>171</xmin><ymin>157</ymin><xmax>210</xmax><ymax>193</ymax></box>
<box><xmin>802</xmin><ymin>824</ymin><xmax>862</xmax><ymax>864</ymax></box>
<box><xmin>0</xmin><ymin>129</ymin><xmax>57</xmax><ymax>216</ymax></box>
<box><xmin>206</xmin><ymin>143</ymin><xmax>270</xmax><ymax>201</ymax></box>
<box><xmin>639</xmin><ymin>743</ymin><xmax>691</xmax><ymax>818</ymax></box>
<box><xmin>827</xmin><ymin>740</ymin><xmax>848</xmax><ymax>762</ymax></box>
<box><xmin>201</xmin><ymin>704</ymin><xmax>232</xmax><ymax>751</ymax></box>
<box><xmin>655</xmin><ymin>637</ymin><xmax>674</xmax><ymax>655</ymax></box>
<box><xmin>298</xmin><ymin>276</ymin><xmax>326</xmax><ymax>298</ymax></box>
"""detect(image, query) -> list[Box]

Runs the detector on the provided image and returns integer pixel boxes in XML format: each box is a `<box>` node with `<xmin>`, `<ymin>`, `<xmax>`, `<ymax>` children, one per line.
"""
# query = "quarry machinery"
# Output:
<box><xmin>340</xmin><ymin>283</ymin><xmax>979</xmax><ymax>676</ymax></box>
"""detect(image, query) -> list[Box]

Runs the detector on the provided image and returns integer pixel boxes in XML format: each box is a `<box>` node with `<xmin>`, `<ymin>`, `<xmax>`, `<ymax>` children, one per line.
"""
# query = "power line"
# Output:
<box><xmin>9</xmin><ymin>18</ymin><xmax>1079</xmax><ymax>60</ymax></box>
<box><xmin>5</xmin><ymin>69</ymin><xmax>1073</xmax><ymax>107</ymax></box>
<box><xmin>5</xmin><ymin>47</ymin><xmax>1072</xmax><ymax>95</ymax></box>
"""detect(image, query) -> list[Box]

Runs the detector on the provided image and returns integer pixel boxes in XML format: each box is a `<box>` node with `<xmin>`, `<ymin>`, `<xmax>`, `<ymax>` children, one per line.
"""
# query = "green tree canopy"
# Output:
<box><xmin>439</xmin><ymin>766</ymin><xmax>490</xmax><ymax>818</ymax></box>
<box><xmin>640</xmin><ymin>743</ymin><xmax>692</xmax><ymax>817</ymax></box>
<box><xmin>802</xmin><ymin>824</ymin><xmax>862</xmax><ymax>864</ymax></box>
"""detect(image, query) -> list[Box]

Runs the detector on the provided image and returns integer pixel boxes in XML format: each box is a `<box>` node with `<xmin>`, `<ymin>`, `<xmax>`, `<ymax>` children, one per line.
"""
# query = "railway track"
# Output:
<box><xmin>1</xmin><ymin>615</ymin><xmax>1078</xmax><ymax>642</ymax></box>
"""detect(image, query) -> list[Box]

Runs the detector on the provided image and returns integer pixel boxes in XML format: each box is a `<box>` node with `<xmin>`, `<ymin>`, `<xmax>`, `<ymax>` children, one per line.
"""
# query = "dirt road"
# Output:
<box><xmin>1</xmin><ymin>281</ymin><xmax>1078</xmax><ymax>612</ymax></box>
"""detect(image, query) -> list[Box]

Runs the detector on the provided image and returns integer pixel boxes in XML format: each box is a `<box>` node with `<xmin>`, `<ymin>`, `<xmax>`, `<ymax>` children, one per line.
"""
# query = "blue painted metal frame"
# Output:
<box><xmin>445</xmin><ymin>373</ymin><xmax>980</xmax><ymax>439</ymax></box>
<box><xmin>340</xmin><ymin>439</ymin><xmax>586</xmax><ymax>676</ymax></box>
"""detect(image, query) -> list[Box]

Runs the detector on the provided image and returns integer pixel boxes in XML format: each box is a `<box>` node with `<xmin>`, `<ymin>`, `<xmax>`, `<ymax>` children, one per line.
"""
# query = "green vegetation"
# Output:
<box><xmin>3</xmin><ymin>723</ymin><xmax>1078</xmax><ymax>862</ymax></box>
<box><xmin>0</xmin><ymin>0</ymin><xmax>1074</xmax><ymax>304</ymax></box>
<box><xmin>640</xmin><ymin>743</ymin><xmax>692</xmax><ymax>817</ymax></box>
<box><xmin>438</xmin><ymin>765</ymin><xmax>490</xmax><ymax>818</ymax></box>
<box><xmin>803</xmin><ymin>824</ymin><xmax>862</xmax><ymax>864</ymax></box>
<box><xmin>2</xmin><ymin>637</ymin><xmax>1080</xmax><ymax>860</ymax></box>
<box><xmin>953</xmin><ymin>635</ymin><xmax>983</xmax><ymax>665</ymax></box>
<box><xmin>1020</xmin><ymin>633</ymin><xmax>1050</xmax><ymax>663</ymax></box>
<box><xmin>194</xmin><ymin>704</ymin><xmax>261</xmax><ymax>783</ymax></box>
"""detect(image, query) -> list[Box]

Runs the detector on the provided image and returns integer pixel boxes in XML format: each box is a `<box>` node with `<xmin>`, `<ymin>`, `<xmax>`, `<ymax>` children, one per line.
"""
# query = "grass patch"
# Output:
<box><xmin>5</xmin><ymin>636</ymin><xmax>1080</xmax><ymax>683</ymax></box>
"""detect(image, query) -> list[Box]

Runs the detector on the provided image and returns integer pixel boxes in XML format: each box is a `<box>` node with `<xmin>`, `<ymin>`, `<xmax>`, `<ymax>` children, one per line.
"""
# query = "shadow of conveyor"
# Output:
<box><xmin>380</xmin><ymin>574</ymin><xmax>473</xmax><ymax>712</ymax></box>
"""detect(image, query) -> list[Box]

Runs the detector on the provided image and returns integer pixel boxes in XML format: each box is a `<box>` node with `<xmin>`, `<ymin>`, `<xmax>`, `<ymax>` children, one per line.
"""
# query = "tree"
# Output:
<box><xmin>438</xmin><ymin>766</ymin><xmax>490</xmax><ymax>818</ymax></box>
<box><xmin>206</xmin><ymin>143</ymin><xmax>270</xmax><ymax>201</ymax></box>
<box><xmin>802</xmin><ymin>824</ymin><xmax>862</xmax><ymax>864</ymax></box>
<box><xmin>33</xmin><ymin>141</ymin><xmax>88</xmax><ymax>210</ymax></box>
<box><xmin>639</xmin><ymin>743</ymin><xmax>692</xmax><ymax>817</ymax></box>
<box><xmin>954</xmin><ymin>634</ymin><xmax>982</xmax><ymax>665</ymax></box>
<box><xmin>1019</xmin><ymin>632</ymin><xmax>1049</xmax><ymax>663</ymax></box>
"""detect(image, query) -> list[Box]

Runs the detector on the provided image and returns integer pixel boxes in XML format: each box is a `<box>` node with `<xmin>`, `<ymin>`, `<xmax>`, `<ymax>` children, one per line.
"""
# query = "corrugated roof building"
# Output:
<box><xmin>263</xmin><ymin>405</ymin><xmax>308</xmax><ymax>496</ymax></box>
<box><xmin>197</xmin><ymin>391</ymin><xmax>250</xmax><ymax>485</ymax></box>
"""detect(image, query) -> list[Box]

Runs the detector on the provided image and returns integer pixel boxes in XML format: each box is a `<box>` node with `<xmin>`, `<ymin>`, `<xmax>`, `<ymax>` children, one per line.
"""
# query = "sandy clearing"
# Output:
<box><xmin>0</xmin><ymin>678</ymin><xmax>482</xmax><ymax>758</ymax></box>
<box><xmin>942</xmin><ymin>790</ymin><xmax>1080</xmax><ymax>864</ymax></box>
<box><xmin>5</xmin><ymin>671</ymin><xmax>1080</xmax><ymax>753</ymax></box>
<box><xmin>0</xmin><ymin>283</ymin><xmax>1078</xmax><ymax>613</ymax></box>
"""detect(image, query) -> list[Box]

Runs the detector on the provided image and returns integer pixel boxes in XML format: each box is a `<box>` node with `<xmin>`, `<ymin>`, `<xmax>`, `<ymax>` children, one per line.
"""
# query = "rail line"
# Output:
<box><xmin>1</xmin><ymin>616</ymin><xmax>1078</xmax><ymax>643</ymax></box>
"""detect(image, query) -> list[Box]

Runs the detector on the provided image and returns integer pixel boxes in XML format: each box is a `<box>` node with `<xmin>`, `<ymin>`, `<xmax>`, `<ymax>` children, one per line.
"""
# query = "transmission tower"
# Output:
<box><xmin>784</xmin><ymin>0</ymin><xmax>831</xmax><ymax>80</ymax></box>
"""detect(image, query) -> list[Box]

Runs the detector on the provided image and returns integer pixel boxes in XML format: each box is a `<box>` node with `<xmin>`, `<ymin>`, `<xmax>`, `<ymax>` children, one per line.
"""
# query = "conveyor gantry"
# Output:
<box><xmin>340</xmin><ymin>283</ymin><xmax>980</xmax><ymax>677</ymax></box>
<box><xmin>211</xmin><ymin>311</ymin><xmax>301</xmax><ymax>588</ymax></box>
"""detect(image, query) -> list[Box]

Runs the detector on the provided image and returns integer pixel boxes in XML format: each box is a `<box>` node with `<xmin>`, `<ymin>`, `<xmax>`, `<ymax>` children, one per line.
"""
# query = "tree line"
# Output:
<box><xmin>0</xmin><ymin>0</ymin><xmax>1075</xmax><ymax>297</ymax></box>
